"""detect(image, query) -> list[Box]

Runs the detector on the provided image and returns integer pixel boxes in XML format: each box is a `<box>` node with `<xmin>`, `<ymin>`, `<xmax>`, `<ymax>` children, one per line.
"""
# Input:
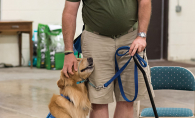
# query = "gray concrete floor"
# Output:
<box><xmin>0</xmin><ymin>67</ymin><xmax>194</xmax><ymax>118</ymax></box>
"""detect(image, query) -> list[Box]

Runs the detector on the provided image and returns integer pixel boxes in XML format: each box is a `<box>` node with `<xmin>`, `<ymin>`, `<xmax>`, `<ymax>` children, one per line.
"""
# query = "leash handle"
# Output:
<box><xmin>114</xmin><ymin>47</ymin><xmax>138</xmax><ymax>102</ymax></box>
<box><xmin>116</xmin><ymin>46</ymin><xmax>147</xmax><ymax>102</ymax></box>
<box><xmin>104</xmin><ymin>46</ymin><xmax>147</xmax><ymax>102</ymax></box>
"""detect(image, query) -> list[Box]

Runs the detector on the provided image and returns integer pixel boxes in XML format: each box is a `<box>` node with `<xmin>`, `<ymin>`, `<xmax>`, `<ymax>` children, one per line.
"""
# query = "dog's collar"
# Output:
<box><xmin>60</xmin><ymin>94</ymin><xmax>73</xmax><ymax>103</ymax></box>
<box><xmin>76</xmin><ymin>79</ymin><xmax>88</xmax><ymax>84</ymax></box>
<box><xmin>77</xmin><ymin>59</ymin><xmax>87</xmax><ymax>84</ymax></box>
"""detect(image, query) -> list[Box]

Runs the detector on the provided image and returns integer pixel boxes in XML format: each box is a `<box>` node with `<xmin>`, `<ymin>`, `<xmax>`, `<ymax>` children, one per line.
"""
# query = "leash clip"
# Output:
<box><xmin>95</xmin><ymin>85</ymin><xmax>105</xmax><ymax>91</ymax></box>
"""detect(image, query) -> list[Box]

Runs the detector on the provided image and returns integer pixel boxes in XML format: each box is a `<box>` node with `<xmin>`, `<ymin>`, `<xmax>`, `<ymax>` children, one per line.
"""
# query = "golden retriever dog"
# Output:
<box><xmin>48</xmin><ymin>57</ymin><xmax>94</xmax><ymax>118</ymax></box>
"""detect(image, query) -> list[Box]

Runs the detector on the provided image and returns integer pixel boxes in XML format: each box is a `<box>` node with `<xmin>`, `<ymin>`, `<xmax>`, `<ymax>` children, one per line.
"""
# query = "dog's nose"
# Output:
<box><xmin>87</xmin><ymin>57</ymin><xmax>93</xmax><ymax>65</ymax></box>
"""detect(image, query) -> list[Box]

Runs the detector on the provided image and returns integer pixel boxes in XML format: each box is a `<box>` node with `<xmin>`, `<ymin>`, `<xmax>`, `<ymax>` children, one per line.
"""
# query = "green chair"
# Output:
<box><xmin>137</xmin><ymin>66</ymin><xmax>195</xmax><ymax>118</ymax></box>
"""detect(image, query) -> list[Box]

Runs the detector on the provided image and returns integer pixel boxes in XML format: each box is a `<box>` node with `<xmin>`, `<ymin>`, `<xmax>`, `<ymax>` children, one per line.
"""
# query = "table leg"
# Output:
<box><xmin>29</xmin><ymin>30</ymin><xmax>33</xmax><ymax>68</ymax></box>
<box><xmin>18</xmin><ymin>33</ymin><xmax>22</xmax><ymax>66</ymax></box>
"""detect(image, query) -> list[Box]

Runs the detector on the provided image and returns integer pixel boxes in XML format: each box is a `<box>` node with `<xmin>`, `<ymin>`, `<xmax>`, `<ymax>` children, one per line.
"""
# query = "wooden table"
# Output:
<box><xmin>0</xmin><ymin>21</ymin><xmax>33</xmax><ymax>68</ymax></box>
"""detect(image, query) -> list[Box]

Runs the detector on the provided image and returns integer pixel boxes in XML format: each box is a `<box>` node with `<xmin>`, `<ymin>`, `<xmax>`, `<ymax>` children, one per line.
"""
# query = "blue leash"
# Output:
<box><xmin>88</xmin><ymin>46</ymin><xmax>147</xmax><ymax>102</ymax></box>
<box><xmin>106</xmin><ymin>46</ymin><xmax>147</xmax><ymax>102</ymax></box>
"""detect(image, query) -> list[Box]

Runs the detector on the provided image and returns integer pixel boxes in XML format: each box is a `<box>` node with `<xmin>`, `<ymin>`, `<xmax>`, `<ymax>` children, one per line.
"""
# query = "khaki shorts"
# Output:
<box><xmin>81</xmin><ymin>28</ymin><xmax>155</xmax><ymax>104</ymax></box>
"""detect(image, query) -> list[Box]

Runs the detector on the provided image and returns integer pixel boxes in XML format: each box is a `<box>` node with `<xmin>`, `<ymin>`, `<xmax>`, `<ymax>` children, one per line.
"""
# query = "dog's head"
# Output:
<box><xmin>75</xmin><ymin>57</ymin><xmax>94</xmax><ymax>79</ymax></box>
<box><xmin>57</xmin><ymin>57</ymin><xmax>94</xmax><ymax>89</ymax></box>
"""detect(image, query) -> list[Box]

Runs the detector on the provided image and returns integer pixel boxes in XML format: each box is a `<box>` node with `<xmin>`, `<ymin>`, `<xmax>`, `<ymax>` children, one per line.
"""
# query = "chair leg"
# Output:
<box><xmin>134</xmin><ymin>101</ymin><xmax>141</xmax><ymax>118</ymax></box>
<box><xmin>194</xmin><ymin>91</ymin><xmax>195</xmax><ymax>116</ymax></box>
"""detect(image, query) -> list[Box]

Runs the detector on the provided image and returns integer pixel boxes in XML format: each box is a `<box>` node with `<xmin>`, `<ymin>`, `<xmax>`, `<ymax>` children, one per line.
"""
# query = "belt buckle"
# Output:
<box><xmin>112</xmin><ymin>34</ymin><xmax>121</xmax><ymax>39</ymax></box>
<box><xmin>112</xmin><ymin>35</ymin><xmax>117</xmax><ymax>39</ymax></box>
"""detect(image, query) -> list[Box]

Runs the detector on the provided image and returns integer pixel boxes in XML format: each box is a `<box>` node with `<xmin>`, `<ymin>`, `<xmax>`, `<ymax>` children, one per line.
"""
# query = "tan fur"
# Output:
<box><xmin>49</xmin><ymin>58</ymin><xmax>94</xmax><ymax>118</ymax></box>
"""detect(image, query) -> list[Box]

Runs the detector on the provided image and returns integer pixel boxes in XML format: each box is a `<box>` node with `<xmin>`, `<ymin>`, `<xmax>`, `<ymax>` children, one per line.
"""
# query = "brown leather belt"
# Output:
<box><xmin>85</xmin><ymin>25</ymin><xmax>130</xmax><ymax>39</ymax></box>
<box><xmin>85</xmin><ymin>22</ymin><xmax>137</xmax><ymax>39</ymax></box>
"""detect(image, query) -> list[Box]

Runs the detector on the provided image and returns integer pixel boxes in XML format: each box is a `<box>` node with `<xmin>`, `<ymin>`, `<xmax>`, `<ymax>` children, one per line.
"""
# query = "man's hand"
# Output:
<box><xmin>62</xmin><ymin>53</ymin><xmax>78</xmax><ymax>78</ymax></box>
<box><xmin>129</xmin><ymin>37</ymin><xmax>147</xmax><ymax>56</ymax></box>
<box><xmin>129</xmin><ymin>0</ymin><xmax>151</xmax><ymax>56</ymax></box>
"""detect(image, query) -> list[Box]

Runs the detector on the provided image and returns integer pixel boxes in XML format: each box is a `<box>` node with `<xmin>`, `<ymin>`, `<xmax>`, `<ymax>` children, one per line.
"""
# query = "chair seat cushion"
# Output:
<box><xmin>141</xmin><ymin>108</ymin><xmax>193</xmax><ymax>117</ymax></box>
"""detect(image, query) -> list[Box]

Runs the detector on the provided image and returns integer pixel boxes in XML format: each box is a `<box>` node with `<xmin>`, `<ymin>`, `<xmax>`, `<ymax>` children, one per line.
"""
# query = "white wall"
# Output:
<box><xmin>0</xmin><ymin>0</ymin><xmax>83</xmax><ymax>66</ymax></box>
<box><xmin>168</xmin><ymin>0</ymin><xmax>195</xmax><ymax>60</ymax></box>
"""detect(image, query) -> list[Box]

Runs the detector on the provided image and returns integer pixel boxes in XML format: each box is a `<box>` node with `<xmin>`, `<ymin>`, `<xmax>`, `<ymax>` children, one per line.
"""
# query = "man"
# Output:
<box><xmin>62</xmin><ymin>0</ymin><xmax>154</xmax><ymax>118</ymax></box>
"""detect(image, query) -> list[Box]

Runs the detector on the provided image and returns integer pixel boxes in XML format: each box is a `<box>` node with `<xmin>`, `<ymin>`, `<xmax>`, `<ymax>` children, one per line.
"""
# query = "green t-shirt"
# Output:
<box><xmin>67</xmin><ymin>0</ymin><xmax>138</xmax><ymax>35</ymax></box>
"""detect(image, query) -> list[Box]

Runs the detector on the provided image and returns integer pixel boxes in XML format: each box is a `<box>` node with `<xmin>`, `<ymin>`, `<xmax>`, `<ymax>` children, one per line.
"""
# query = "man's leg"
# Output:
<box><xmin>81</xmin><ymin>30</ymin><xmax>116</xmax><ymax>118</ymax></box>
<box><xmin>114</xmin><ymin>101</ymin><xmax>134</xmax><ymax>118</ymax></box>
<box><xmin>89</xmin><ymin>104</ymin><xmax>109</xmax><ymax>118</ymax></box>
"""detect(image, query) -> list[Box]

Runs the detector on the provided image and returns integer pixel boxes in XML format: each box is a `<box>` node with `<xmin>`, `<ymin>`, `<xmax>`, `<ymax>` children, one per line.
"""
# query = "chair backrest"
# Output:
<box><xmin>151</xmin><ymin>66</ymin><xmax>195</xmax><ymax>91</ymax></box>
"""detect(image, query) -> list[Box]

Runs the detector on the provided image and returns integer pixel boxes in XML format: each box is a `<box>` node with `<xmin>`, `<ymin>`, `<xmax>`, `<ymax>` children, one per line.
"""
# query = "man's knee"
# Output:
<box><xmin>92</xmin><ymin>103</ymin><xmax>108</xmax><ymax>110</ymax></box>
<box><xmin>116</xmin><ymin>101</ymin><xmax>133</xmax><ymax>109</ymax></box>
<box><xmin>90</xmin><ymin>104</ymin><xmax>109</xmax><ymax>118</ymax></box>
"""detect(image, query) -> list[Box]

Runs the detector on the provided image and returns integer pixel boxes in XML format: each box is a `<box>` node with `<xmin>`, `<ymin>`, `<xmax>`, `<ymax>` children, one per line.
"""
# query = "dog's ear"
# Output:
<box><xmin>57</xmin><ymin>71</ymin><xmax>66</xmax><ymax>89</ymax></box>
<box><xmin>57</xmin><ymin>78</ymin><xmax>64</xmax><ymax>89</ymax></box>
